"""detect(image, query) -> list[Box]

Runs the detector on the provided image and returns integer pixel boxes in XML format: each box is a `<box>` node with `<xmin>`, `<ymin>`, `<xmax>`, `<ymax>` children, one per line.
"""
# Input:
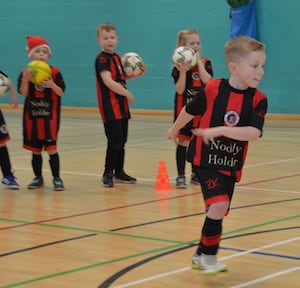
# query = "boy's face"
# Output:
<box><xmin>98</xmin><ymin>29</ymin><xmax>118</xmax><ymax>53</ymax></box>
<box><xmin>31</xmin><ymin>47</ymin><xmax>51</xmax><ymax>61</ymax></box>
<box><xmin>230</xmin><ymin>51</ymin><xmax>266</xmax><ymax>89</ymax></box>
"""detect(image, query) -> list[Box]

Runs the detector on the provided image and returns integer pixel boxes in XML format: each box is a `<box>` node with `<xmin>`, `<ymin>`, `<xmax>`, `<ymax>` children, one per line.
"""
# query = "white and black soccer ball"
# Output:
<box><xmin>122</xmin><ymin>52</ymin><xmax>144</xmax><ymax>77</ymax></box>
<box><xmin>0</xmin><ymin>73</ymin><xmax>9</xmax><ymax>97</ymax></box>
<box><xmin>172</xmin><ymin>46</ymin><xmax>197</xmax><ymax>69</ymax></box>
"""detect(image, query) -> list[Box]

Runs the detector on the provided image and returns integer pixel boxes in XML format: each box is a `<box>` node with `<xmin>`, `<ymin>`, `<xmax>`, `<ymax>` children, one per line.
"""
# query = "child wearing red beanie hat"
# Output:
<box><xmin>18</xmin><ymin>35</ymin><xmax>66</xmax><ymax>191</ymax></box>
<box><xmin>26</xmin><ymin>35</ymin><xmax>52</xmax><ymax>58</ymax></box>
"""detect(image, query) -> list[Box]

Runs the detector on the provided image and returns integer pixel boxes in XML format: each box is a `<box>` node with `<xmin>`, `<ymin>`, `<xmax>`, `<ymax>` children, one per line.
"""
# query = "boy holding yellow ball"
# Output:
<box><xmin>18</xmin><ymin>35</ymin><xmax>66</xmax><ymax>191</ymax></box>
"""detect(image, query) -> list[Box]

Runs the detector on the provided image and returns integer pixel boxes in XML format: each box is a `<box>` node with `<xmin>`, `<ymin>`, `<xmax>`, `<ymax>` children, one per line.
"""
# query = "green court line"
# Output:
<box><xmin>0</xmin><ymin>218</ymin><xmax>185</xmax><ymax>245</ymax></box>
<box><xmin>0</xmin><ymin>243</ymin><xmax>185</xmax><ymax>288</ymax></box>
<box><xmin>1</xmin><ymin>214</ymin><xmax>299</xmax><ymax>287</ymax></box>
<box><xmin>1</xmin><ymin>213</ymin><xmax>300</xmax><ymax>244</ymax></box>
<box><xmin>221</xmin><ymin>214</ymin><xmax>300</xmax><ymax>237</ymax></box>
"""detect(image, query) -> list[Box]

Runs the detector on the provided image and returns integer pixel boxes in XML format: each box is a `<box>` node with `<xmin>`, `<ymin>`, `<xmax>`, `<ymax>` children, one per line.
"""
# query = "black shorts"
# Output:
<box><xmin>177</xmin><ymin>126</ymin><xmax>193</xmax><ymax>140</ymax></box>
<box><xmin>0</xmin><ymin>110</ymin><xmax>10</xmax><ymax>144</ymax></box>
<box><xmin>193</xmin><ymin>167</ymin><xmax>235</xmax><ymax>212</ymax></box>
<box><xmin>23</xmin><ymin>139</ymin><xmax>57</xmax><ymax>153</ymax></box>
<box><xmin>176</xmin><ymin>116</ymin><xmax>201</xmax><ymax>141</ymax></box>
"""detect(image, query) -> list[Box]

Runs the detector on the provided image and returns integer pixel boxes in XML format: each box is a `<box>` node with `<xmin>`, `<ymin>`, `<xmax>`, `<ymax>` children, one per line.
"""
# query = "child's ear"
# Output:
<box><xmin>228</xmin><ymin>62</ymin><xmax>238</xmax><ymax>74</ymax></box>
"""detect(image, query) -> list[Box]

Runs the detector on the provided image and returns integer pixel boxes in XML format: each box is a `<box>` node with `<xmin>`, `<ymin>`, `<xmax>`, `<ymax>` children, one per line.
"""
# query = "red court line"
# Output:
<box><xmin>0</xmin><ymin>192</ymin><xmax>200</xmax><ymax>231</ymax></box>
<box><xmin>238</xmin><ymin>173</ymin><xmax>300</xmax><ymax>186</ymax></box>
<box><xmin>1</xmin><ymin>173</ymin><xmax>299</xmax><ymax>231</ymax></box>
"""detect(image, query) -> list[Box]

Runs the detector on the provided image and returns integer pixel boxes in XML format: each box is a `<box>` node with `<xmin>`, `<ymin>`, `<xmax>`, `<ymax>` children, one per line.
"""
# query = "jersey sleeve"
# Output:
<box><xmin>171</xmin><ymin>67</ymin><xmax>179</xmax><ymax>83</ymax></box>
<box><xmin>95</xmin><ymin>54</ymin><xmax>110</xmax><ymax>73</ymax></box>
<box><xmin>250</xmin><ymin>95</ymin><xmax>268</xmax><ymax>135</ymax></box>
<box><xmin>203</xmin><ymin>58</ymin><xmax>213</xmax><ymax>78</ymax></box>
<box><xmin>185</xmin><ymin>86</ymin><xmax>207</xmax><ymax>116</ymax></box>
<box><xmin>51</xmin><ymin>66</ymin><xmax>66</xmax><ymax>92</ymax></box>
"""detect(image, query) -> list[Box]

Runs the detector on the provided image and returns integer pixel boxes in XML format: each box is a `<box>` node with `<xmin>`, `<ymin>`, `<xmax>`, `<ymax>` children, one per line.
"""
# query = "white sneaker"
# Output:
<box><xmin>191</xmin><ymin>253</ymin><xmax>227</xmax><ymax>275</ymax></box>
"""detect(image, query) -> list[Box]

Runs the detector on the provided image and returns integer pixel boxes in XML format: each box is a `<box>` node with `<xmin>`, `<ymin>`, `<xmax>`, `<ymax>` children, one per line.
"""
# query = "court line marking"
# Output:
<box><xmin>8</xmin><ymin>166</ymin><xmax>300</xmax><ymax>183</ymax></box>
<box><xmin>1</xmin><ymin>215</ymin><xmax>299</xmax><ymax>287</ymax></box>
<box><xmin>230</xmin><ymin>266</ymin><xmax>300</xmax><ymax>287</ymax></box>
<box><xmin>244</xmin><ymin>157</ymin><xmax>300</xmax><ymax>168</ymax></box>
<box><xmin>238</xmin><ymin>186</ymin><xmax>300</xmax><ymax>194</ymax></box>
<box><xmin>112</xmin><ymin>236</ymin><xmax>300</xmax><ymax>288</ymax></box>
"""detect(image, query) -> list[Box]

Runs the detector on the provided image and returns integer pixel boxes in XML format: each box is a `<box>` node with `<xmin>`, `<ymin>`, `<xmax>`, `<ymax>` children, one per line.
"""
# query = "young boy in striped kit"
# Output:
<box><xmin>167</xmin><ymin>36</ymin><xmax>267</xmax><ymax>274</ymax></box>
<box><xmin>95</xmin><ymin>22</ymin><xmax>146</xmax><ymax>188</ymax></box>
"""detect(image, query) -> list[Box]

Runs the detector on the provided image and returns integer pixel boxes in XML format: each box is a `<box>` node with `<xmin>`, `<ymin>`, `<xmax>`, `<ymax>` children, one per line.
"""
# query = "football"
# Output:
<box><xmin>0</xmin><ymin>73</ymin><xmax>9</xmax><ymax>97</ymax></box>
<box><xmin>27</xmin><ymin>60</ymin><xmax>52</xmax><ymax>85</ymax></box>
<box><xmin>172</xmin><ymin>46</ymin><xmax>197</xmax><ymax>69</ymax></box>
<box><xmin>121</xmin><ymin>52</ymin><xmax>144</xmax><ymax>77</ymax></box>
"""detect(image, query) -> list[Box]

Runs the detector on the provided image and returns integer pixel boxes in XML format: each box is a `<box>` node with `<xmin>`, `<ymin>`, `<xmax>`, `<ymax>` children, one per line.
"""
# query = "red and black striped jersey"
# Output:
<box><xmin>95</xmin><ymin>51</ymin><xmax>130</xmax><ymax>123</ymax></box>
<box><xmin>186</xmin><ymin>78</ymin><xmax>267</xmax><ymax>182</ymax></box>
<box><xmin>17</xmin><ymin>65</ymin><xmax>65</xmax><ymax>142</ymax></box>
<box><xmin>172</xmin><ymin>57</ymin><xmax>213</xmax><ymax>128</ymax></box>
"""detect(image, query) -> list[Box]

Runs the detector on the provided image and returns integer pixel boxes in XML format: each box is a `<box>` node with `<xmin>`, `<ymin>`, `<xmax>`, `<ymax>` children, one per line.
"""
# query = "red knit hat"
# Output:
<box><xmin>26</xmin><ymin>35</ymin><xmax>51</xmax><ymax>57</ymax></box>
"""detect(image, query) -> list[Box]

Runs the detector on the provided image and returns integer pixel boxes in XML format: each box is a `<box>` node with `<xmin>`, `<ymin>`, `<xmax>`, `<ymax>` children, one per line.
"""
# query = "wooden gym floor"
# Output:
<box><xmin>0</xmin><ymin>106</ymin><xmax>299</xmax><ymax>288</ymax></box>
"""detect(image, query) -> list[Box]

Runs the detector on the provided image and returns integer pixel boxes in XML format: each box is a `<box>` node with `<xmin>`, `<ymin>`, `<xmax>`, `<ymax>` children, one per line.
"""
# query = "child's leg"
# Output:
<box><xmin>175</xmin><ymin>138</ymin><xmax>189</xmax><ymax>188</ymax></box>
<box><xmin>49</xmin><ymin>152</ymin><xmax>60</xmax><ymax>178</ymax></box>
<box><xmin>0</xmin><ymin>145</ymin><xmax>12</xmax><ymax>177</ymax></box>
<box><xmin>196</xmin><ymin>198</ymin><xmax>230</xmax><ymax>255</ymax></box>
<box><xmin>48</xmin><ymin>151</ymin><xmax>64</xmax><ymax>191</ymax></box>
<box><xmin>192</xmin><ymin>214</ymin><xmax>227</xmax><ymax>274</ymax></box>
<box><xmin>28</xmin><ymin>152</ymin><xmax>44</xmax><ymax>189</ymax></box>
<box><xmin>115</xmin><ymin>118</ymin><xmax>128</xmax><ymax>175</ymax></box>
<box><xmin>115</xmin><ymin>147</ymin><xmax>125</xmax><ymax>175</ymax></box>
<box><xmin>197</xmin><ymin>216</ymin><xmax>223</xmax><ymax>256</ymax></box>
<box><xmin>192</xmin><ymin>169</ymin><xmax>234</xmax><ymax>273</ymax></box>
<box><xmin>0</xmin><ymin>144</ymin><xmax>19</xmax><ymax>189</ymax></box>
<box><xmin>103</xmin><ymin>121</ymin><xmax>122</xmax><ymax>174</ymax></box>
<box><xmin>176</xmin><ymin>144</ymin><xmax>186</xmax><ymax>176</ymax></box>
<box><xmin>114</xmin><ymin>119</ymin><xmax>136</xmax><ymax>183</ymax></box>
<box><xmin>32</xmin><ymin>153</ymin><xmax>43</xmax><ymax>177</ymax></box>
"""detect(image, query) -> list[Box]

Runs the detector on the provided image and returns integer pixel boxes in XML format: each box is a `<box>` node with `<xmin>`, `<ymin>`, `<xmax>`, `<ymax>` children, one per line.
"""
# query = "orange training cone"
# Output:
<box><xmin>155</xmin><ymin>160</ymin><xmax>172</xmax><ymax>190</ymax></box>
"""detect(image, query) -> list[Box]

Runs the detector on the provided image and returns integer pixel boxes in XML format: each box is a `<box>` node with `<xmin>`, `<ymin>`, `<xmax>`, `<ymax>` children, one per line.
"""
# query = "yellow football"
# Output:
<box><xmin>27</xmin><ymin>60</ymin><xmax>52</xmax><ymax>85</ymax></box>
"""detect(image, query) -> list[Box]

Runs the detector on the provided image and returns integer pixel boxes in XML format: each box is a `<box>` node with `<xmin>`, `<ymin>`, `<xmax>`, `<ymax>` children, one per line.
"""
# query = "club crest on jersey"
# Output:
<box><xmin>35</xmin><ymin>85</ymin><xmax>45</xmax><ymax>91</ymax></box>
<box><xmin>224</xmin><ymin>110</ymin><xmax>240</xmax><ymax>127</ymax></box>
<box><xmin>192</xmin><ymin>72</ymin><xmax>200</xmax><ymax>81</ymax></box>
<box><xmin>0</xmin><ymin>124</ymin><xmax>8</xmax><ymax>134</ymax></box>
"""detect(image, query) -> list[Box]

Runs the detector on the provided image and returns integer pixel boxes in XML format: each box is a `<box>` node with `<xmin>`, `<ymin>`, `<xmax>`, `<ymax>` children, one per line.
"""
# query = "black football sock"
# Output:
<box><xmin>199</xmin><ymin>217</ymin><xmax>223</xmax><ymax>255</ymax></box>
<box><xmin>32</xmin><ymin>154</ymin><xmax>43</xmax><ymax>177</ymax></box>
<box><xmin>49</xmin><ymin>153</ymin><xmax>60</xmax><ymax>178</ymax></box>
<box><xmin>0</xmin><ymin>146</ymin><xmax>12</xmax><ymax>177</ymax></box>
<box><xmin>176</xmin><ymin>145</ymin><xmax>186</xmax><ymax>176</ymax></box>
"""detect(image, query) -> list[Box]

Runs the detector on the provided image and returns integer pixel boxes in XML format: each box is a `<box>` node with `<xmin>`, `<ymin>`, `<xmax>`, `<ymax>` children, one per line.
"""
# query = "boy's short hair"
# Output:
<box><xmin>97</xmin><ymin>22</ymin><xmax>117</xmax><ymax>37</ymax></box>
<box><xmin>225</xmin><ymin>36</ymin><xmax>265</xmax><ymax>64</ymax></box>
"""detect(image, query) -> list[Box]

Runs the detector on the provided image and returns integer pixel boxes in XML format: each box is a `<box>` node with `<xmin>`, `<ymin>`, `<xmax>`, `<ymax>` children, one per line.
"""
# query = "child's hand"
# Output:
<box><xmin>126</xmin><ymin>64</ymin><xmax>147</xmax><ymax>80</ymax></box>
<box><xmin>192</xmin><ymin>127</ymin><xmax>221</xmax><ymax>145</ymax></box>
<box><xmin>7</xmin><ymin>79</ymin><xmax>19</xmax><ymax>108</ymax></box>
<box><xmin>139</xmin><ymin>63</ymin><xmax>147</xmax><ymax>76</ymax></box>
<box><xmin>22</xmin><ymin>68</ymin><xmax>33</xmax><ymax>82</ymax></box>
<box><xmin>167</xmin><ymin>127</ymin><xmax>179</xmax><ymax>146</ymax></box>
<box><xmin>40</xmin><ymin>78</ymin><xmax>53</xmax><ymax>88</ymax></box>
<box><xmin>175</xmin><ymin>62</ymin><xmax>190</xmax><ymax>73</ymax></box>
<box><xmin>9</xmin><ymin>94</ymin><xmax>19</xmax><ymax>108</ymax></box>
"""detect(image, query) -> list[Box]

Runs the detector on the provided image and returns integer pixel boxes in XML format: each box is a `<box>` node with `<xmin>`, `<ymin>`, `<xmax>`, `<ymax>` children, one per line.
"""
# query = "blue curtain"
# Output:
<box><xmin>229</xmin><ymin>0</ymin><xmax>257</xmax><ymax>39</ymax></box>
